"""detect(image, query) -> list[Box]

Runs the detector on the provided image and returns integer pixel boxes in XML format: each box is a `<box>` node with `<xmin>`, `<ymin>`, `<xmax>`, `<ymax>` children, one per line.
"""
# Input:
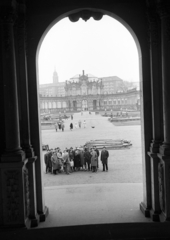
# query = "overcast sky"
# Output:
<box><xmin>38</xmin><ymin>15</ymin><xmax>139</xmax><ymax>84</ymax></box>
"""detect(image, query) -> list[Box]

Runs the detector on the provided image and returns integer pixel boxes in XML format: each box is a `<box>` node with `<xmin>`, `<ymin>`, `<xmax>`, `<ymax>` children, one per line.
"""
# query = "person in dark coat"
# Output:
<box><xmin>44</xmin><ymin>150</ymin><xmax>52</xmax><ymax>173</ymax></box>
<box><xmin>70</xmin><ymin>122</ymin><xmax>73</xmax><ymax>130</ymax></box>
<box><xmin>74</xmin><ymin>149</ymin><xmax>81</xmax><ymax>171</ymax></box>
<box><xmin>100</xmin><ymin>146</ymin><xmax>109</xmax><ymax>172</ymax></box>
<box><xmin>84</xmin><ymin>148</ymin><xmax>91</xmax><ymax>171</ymax></box>
<box><xmin>94</xmin><ymin>146</ymin><xmax>99</xmax><ymax>169</ymax></box>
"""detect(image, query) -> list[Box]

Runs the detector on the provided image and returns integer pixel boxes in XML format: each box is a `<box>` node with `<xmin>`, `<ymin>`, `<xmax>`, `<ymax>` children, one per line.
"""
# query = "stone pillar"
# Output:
<box><xmin>27</xmin><ymin>19</ymin><xmax>48</xmax><ymax>222</ymax></box>
<box><xmin>146</xmin><ymin>3</ymin><xmax>163</xmax><ymax>221</ymax></box>
<box><xmin>16</xmin><ymin>6</ymin><xmax>39</xmax><ymax>227</ymax></box>
<box><xmin>0</xmin><ymin>6</ymin><xmax>28</xmax><ymax>227</ymax></box>
<box><xmin>157</xmin><ymin>1</ymin><xmax>170</xmax><ymax>221</ymax></box>
<box><xmin>139</xmin><ymin>9</ymin><xmax>153</xmax><ymax>217</ymax></box>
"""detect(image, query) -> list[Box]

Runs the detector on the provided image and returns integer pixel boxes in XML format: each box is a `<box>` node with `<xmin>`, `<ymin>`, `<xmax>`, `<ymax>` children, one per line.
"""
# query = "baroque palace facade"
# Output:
<box><xmin>39</xmin><ymin>70</ymin><xmax>140</xmax><ymax>112</ymax></box>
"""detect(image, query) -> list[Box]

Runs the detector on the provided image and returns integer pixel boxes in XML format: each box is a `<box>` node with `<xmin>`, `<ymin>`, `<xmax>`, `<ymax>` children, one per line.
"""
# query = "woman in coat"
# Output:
<box><xmin>91</xmin><ymin>148</ymin><xmax>98</xmax><ymax>172</ymax></box>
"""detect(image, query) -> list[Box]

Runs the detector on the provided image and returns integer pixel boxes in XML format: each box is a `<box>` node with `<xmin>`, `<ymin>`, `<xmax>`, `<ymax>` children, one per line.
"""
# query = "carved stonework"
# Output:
<box><xmin>4</xmin><ymin>170</ymin><xmax>20</xmax><ymax>223</ymax></box>
<box><xmin>69</xmin><ymin>10</ymin><xmax>103</xmax><ymax>22</ymax></box>
<box><xmin>158</xmin><ymin>163</ymin><xmax>165</xmax><ymax>212</ymax></box>
<box><xmin>23</xmin><ymin>164</ymin><xmax>30</xmax><ymax>218</ymax></box>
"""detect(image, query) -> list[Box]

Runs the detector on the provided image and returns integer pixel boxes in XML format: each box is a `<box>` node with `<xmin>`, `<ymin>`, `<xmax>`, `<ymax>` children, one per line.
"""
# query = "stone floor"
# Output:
<box><xmin>38</xmin><ymin>183</ymin><xmax>151</xmax><ymax>228</ymax></box>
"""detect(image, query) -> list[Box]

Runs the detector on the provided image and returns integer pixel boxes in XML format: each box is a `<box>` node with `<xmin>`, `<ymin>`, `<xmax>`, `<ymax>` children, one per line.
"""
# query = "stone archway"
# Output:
<box><xmin>0</xmin><ymin>2</ymin><xmax>157</xmax><ymax>229</ymax></box>
<box><xmin>35</xmin><ymin>8</ymin><xmax>150</xmax><ymax>223</ymax></box>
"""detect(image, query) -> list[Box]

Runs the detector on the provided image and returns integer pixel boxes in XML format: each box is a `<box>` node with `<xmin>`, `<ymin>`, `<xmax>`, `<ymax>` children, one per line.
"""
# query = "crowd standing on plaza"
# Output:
<box><xmin>44</xmin><ymin>146</ymin><xmax>109</xmax><ymax>175</ymax></box>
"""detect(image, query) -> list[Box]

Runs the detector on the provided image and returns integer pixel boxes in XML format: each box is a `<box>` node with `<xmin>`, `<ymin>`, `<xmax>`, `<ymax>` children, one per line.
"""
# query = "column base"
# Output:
<box><xmin>38</xmin><ymin>206</ymin><xmax>49</xmax><ymax>222</ymax></box>
<box><xmin>159</xmin><ymin>211</ymin><xmax>170</xmax><ymax>222</ymax></box>
<box><xmin>140</xmin><ymin>202</ymin><xmax>150</xmax><ymax>217</ymax></box>
<box><xmin>25</xmin><ymin>213</ymin><xmax>39</xmax><ymax>228</ymax></box>
<box><xmin>150</xmin><ymin>209</ymin><xmax>160</xmax><ymax>222</ymax></box>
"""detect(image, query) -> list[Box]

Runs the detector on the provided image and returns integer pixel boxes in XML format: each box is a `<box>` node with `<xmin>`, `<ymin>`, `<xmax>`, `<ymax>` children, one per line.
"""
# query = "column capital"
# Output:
<box><xmin>159</xmin><ymin>143</ymin><xmax>170</xmax><ymax>156</ymax></box>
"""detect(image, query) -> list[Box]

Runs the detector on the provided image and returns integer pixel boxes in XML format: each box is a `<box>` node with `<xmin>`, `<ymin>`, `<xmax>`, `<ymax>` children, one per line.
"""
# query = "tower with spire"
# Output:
<box><xmin>53</xmin><ymin>66</ymin><xmax>58</xmax><ymax>84</ymax></box>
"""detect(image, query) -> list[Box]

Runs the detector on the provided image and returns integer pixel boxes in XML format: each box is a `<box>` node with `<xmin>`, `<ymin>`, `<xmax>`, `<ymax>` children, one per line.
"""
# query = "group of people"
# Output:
<box><xmin>44</xmin><ymin>146</ymin><xmax>109</xmax><ymax>175</ymax></box>
<box><xmin>70</xmin><ymin>120</ymin><xmax>86</xmax><ymax>130</ymax></box>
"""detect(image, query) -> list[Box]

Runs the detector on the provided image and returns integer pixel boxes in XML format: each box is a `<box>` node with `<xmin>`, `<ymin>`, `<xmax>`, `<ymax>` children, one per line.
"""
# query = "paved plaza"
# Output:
<box><xmin>39</xmin><ymin>112</ymin><xmax>151</xmax><ymax>228</ymax></box>
<box><xmin>41</xmin><ymin>111</ymin><xmax>143</xmax><ymax>186</ymax></box>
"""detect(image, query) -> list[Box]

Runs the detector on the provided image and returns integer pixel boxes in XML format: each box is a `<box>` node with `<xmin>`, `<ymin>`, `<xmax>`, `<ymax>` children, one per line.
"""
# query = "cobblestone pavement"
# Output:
<box><xmin>41</xmin><ymin>111</ymin><xmax>143</xmax><ymax>186</ymax></box>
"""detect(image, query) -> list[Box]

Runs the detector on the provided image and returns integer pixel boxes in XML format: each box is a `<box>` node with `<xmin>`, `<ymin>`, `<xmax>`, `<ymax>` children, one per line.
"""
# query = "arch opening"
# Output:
<box><xmin>36</xmin><ymin>9</ymin><xmax>144</xmax><ymax>227</ymax></box>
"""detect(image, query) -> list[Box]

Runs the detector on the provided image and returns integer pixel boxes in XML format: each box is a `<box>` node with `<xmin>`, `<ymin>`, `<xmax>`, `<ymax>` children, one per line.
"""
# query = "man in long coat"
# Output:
<box><xmin>100</xmin><ymin>146</ymin><xmax>109</xmax><ymax>172</ymax></box>
<box><xmin>94</xmin><ymin>146</ymin><xmax>99</xmax><ymax>169</ymax></box>
<box><xmin>51</xmin><ymin>150</ymin><xmax>62</xmax><ymax>174</ymax></box>
<box><xmin>44</xmin><ymin>150</ymin><xmax>52</xmax><ymax>173</ymax></box>
<box><xmin>91</xmin><ymin>148</ymin><xmax>98</xmax><ymax>172</ymax></box>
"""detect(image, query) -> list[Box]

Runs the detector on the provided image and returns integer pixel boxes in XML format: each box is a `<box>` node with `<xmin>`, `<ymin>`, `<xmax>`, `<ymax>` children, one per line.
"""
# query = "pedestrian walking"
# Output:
<box><xmin>70</xmin><ymin>122</ymin><xmax>73</xmax><ymax>130</ymax></box>
<box><xmin>83</xmin><ymin>120</ymin><xmax>86</xmax><ymax>128</ymax></box>
<box><xmin>75</xmin><ymin>122</ymin><xmax>78</xmax><ymax>129</ymax></box>
<box><xmin>78</xmin><ymin>120</ymin><xmax>82</xmax><ymax>128</ymax></box>
<box><xmin>100</xmin><ymin>146</ymin><xmax>109</xmax><ymax>172</ymax></box>
<box><xmin>61</xmin><ymin>121</ymin><xmax>65</xmax><ymax>131</ymax></box>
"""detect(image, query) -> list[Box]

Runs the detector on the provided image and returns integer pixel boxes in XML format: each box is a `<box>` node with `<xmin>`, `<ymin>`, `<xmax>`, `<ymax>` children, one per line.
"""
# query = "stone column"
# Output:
<box><xmin>0</xmin><ymin>6</ymin><xmax>28</xmax><ymax>227</ymax></box>
<box><xmin>16</xmin><ymin>6</ymin><xmax>39</xmax><ymax>227</ymax></box>
<box><xmin>146</xmin><ymin>3</ymin><xmax>163</xmax><ymax>221</ymax></box>
<box><xmin>27</xmin><ymin>21</ymin><xmax>48</xmax><ymax>222</ymax></box>
<box><xmin>157</xmin><ymin>0</ymin><xmax>170</xmax><ymax>221</ymax></box>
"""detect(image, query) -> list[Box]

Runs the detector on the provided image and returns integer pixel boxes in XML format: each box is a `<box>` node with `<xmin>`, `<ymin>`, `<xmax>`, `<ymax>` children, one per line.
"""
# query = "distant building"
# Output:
<box><xmin>39</xmin><ymin>70</ymin><xmax>65</xmax><ymax>96</ymax></box>
<box><xmin>39</xmin><ymin>70</ymin><xmax>140</xmax><ymax>112</ymax></box>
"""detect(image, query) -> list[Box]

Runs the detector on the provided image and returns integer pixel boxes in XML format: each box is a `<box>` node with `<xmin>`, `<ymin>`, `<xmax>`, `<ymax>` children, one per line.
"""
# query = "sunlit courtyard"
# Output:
<box><xmin>41</xmin><ymin>111</ymin><xmax>142</xmax><ymax>187</ymax></box>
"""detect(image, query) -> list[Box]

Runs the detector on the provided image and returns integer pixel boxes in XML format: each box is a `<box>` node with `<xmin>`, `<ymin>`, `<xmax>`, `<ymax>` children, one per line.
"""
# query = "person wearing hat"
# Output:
<box><xmin>100</xmin><ymin>146</ymin><xmax>109</xmax><ymax>172</ymax></box>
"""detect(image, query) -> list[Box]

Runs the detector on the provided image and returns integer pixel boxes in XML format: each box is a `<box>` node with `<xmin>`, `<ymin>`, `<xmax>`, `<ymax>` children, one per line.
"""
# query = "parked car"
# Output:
<box><xmin>42</xmin><ymin>144</ymin><xmax>49</xmax><ymax>151</ymax></box>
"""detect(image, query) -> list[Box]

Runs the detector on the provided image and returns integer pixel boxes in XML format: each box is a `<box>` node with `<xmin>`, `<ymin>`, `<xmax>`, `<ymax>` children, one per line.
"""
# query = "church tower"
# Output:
<box><xmin>53</xmin><ymin>68</ymin><xmax>58</xmax><ymax>84</ymax></box>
